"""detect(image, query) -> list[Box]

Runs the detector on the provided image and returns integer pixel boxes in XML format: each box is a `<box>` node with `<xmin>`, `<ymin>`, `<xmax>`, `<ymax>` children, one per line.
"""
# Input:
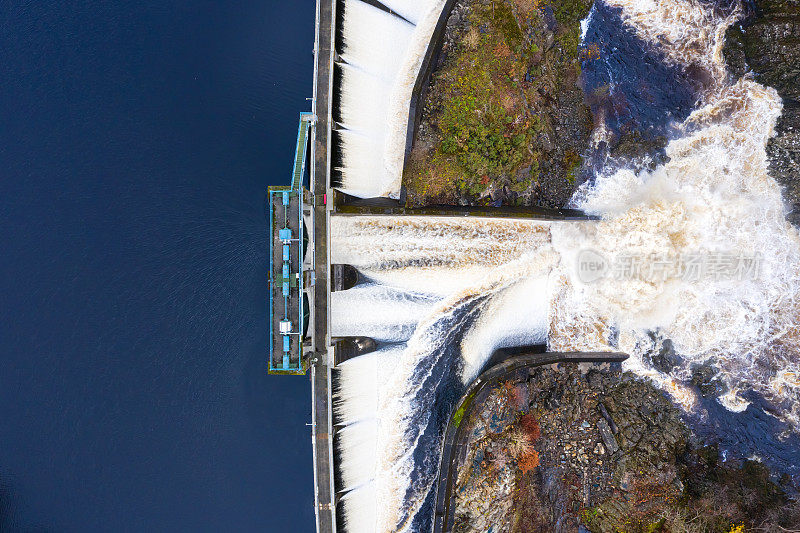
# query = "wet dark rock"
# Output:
<box><xmin>580</xmin><ymin>0</ymin><xmax>701</xmax><ymax>173</ymax></box>
<box><xmin>724</xmin><ymin>0</ymin><xmax>800</xmax><ymax>226</ymax></box>
<box><xmin>596</xmin><ymin>419</ymin><xmax>619</xmax><ymax>455</ymax></box>
<box><xmin>597</xmin><ymin>402</ymin><xmax>618</xmax><ymax>434</ymax></box>
<box><xmin>644</xmin><ymin>337</ymin><xmax>682</xmax><ymax>374</ymax></box>
<box><xmin>540</xmin><ymin>132</ymin><xmax>554</xmax><ymax>153</ymax></box>
<box><xmin>452</xmin><ymin>356</ymin><xmax>799</xmax><ymax>530</ymax></box>
<box><xmin>690</xmin><ymin>362</ymin><xmax>728</xmax><ymax>397</ymax></box>
<box><xmin>586</xmin><ymin>369</ymin><xmax>602</xmax><ymax>388</ymax></box>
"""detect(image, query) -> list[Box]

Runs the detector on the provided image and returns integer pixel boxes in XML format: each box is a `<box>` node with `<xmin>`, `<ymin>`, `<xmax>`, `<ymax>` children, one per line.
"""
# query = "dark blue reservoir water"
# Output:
<box><xmin>0</xmin><ymin>1</ymin><xmax>315</xmax><ymax>530</ymax></box>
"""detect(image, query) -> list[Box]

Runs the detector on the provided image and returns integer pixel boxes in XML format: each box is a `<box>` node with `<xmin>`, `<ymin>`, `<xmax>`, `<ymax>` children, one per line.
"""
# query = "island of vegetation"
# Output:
<box><xmin>403</xmin><ymin>0</ymin><xmax>593</xmax><ymax>208</ymax></box>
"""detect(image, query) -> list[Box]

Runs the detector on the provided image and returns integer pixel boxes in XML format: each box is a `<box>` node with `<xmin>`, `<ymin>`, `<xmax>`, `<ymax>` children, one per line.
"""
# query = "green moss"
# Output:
<box><xmin>402</xmin><ymin>0</ymin><xmax>594</xmax><ymax>207</ymax></box>
<box><xmin>560</xmin><ymin>26</ymin><xmax>582</xmax><ymax>59</ymax></box>
<box><xmin>552</xmin><ymin>0</ymin><xmax>591</xmax><ymax>25</ymax></box>
<box><xmin>451</xmin><ymin>404</ymin><xmax>467</xmax><ymax>429</ymax></box>
<box><xmin>451</xmin><ymin>389</ymin><xmax>478</xmax><ymax>429</ymax></box>
<box><xmin>563</xmin><ymin>149</ymin><xmax>581</xmax><ymax>183</ymax></box>
<box><xmin>433</xmin><ymin>5</ymin><xmax>536</xmax><ymax>187</ymax></box>
<box><xmin>490</xmin><ymin>1</ymin><xmax>523</xmax><ymax>49</ymax></box>
<box><xmin>580</xmin><ymin>506</ymin><xmax>601</xmax><ymax>526</ymax></box>
<box><xmin>645</xmin><ymin>518</ymin><xmax>666</xmax><ymax>532</ymax></box>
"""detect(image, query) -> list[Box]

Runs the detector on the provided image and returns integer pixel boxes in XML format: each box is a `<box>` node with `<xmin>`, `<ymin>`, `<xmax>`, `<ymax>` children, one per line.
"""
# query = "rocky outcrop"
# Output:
<box><xmin>450</xmin><ymin>363</ymin><xmax>800</xmax><ymax>532</ymax></box>
<box><xmin>725</xmin><ymin>0</ymin><xmax>800</xmax><ymax>225</ymax></box>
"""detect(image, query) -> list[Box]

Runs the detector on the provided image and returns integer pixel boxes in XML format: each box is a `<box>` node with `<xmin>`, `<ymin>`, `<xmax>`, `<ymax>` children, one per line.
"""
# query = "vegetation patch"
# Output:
<box><xmin>451</xmin><ymin>389</ymin><xmax>478</xmax><ymax>429</ymax></box>
<box><xmin>403</xmin><ymin>0</ymin><xmax>593</xmax><ymax>208</ymax></box>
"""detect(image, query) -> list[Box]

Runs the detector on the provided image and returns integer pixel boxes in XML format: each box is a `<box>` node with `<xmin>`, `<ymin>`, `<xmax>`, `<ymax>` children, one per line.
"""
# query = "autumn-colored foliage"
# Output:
<box><xmin>513</xmin><ymin>0</ymin><xmax>544</xmax><ymax>14</ymax></box>
<box><xmin>519</xmin><ymin>412</ymin><xmax>541</xmax><ymax>443</ymax></box>
<box><xmin>518</xmin><ymin>450</ymin><xmax>540</xmax><ymax>474</ymax></box>
<box><xmin>515</xmin><ymin>413</ymin><xmax>541</xmax><ymax>474</ymax></box>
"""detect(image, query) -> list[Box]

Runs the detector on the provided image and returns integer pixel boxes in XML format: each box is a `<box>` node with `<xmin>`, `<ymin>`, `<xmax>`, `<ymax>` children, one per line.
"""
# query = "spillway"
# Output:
<box><xmin>330</xmin><ymin>228</ymin><xmax>557</xmax><ymax>531</ymax></box>
<box><xmin>327</xmin><ymin>0</ymin><xmax>800</xmax><ymax>530</ymax></box>
<box><xmin>333</xmin><ymin>0</ymin><xmax>447</xmax><ymax>199</ymax></box>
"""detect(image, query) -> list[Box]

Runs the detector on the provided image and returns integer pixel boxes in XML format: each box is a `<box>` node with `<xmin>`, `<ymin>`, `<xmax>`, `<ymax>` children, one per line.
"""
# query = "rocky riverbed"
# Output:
<box><xmin>451</xmin><ymin>363</ymin><xmax>800</xmax><ymax>532</ymax></box>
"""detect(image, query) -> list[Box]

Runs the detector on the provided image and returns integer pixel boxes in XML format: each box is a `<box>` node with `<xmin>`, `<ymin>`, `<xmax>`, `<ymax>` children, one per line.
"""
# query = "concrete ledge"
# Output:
<box><xmin>333</xmin><ymin>199</ymin><xmax>596</xmax><ymax>221</ymax></box>
<box><xmin>312</xmin><ymin>0</ymin><xmax>335</xmax><ymax>532</ymax></box>
<box><xmin>404</xmin><ymin>0</ymin><xmax>460</xmax><ymax>161</ymax></box>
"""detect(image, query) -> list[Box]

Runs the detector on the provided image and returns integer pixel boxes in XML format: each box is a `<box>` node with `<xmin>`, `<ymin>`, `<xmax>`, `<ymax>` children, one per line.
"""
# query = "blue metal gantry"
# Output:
<box><xmin>268</xmin><ymin>112</ymin><xmax>315</xmax><ymax>374</ymax></box>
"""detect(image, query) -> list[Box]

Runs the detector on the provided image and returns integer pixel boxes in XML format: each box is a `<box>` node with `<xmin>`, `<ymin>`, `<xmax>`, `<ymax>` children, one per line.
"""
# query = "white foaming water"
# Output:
<box><xmin>338</xmin><ymin>2</ymin><xmax>414</xmax><ymax>83</ymax></box>
<box><xmin>373</xmin><ymin>250</ymin><xmax>558</xmax><ymax>532</ymax></box>
<box><xmin>330</xmin><ymin>216</ymin><xmax>551</xmax><ymax>295</ymax></box>
<box><xmin>337</xmin><ymin>0</ymin><xmax>447</xmax><ymax>199</ymax></box>
<box><xmin>331</xmin><ymin>283</ymin><xmax>438</xmax><ymax>342</ymax></box>
<box><xmin>333</xmin><ymin>345</ymin><xmax>406</xmax><ymax>530</ymax></box>
<box><xmin>552</xmin><ymin>0</ymin><xmax>800</xmax><ymax>422</ymax></box>
<box><xmin>334</xmin><ymin>345</ymin><xmax>408</xmax><ymax>426</ymax></box>
<box><xmin>331</xmin><ymin>217</ymin><xmax>557</xmax><ymax>531</ymax></box>
<box><xmin>459</xmin><ymin>274</ymin><xmax>552</xmax><ymax>383</ymax></box>
<box><xmin>602</xmin><ymin>0</ymin><xmax>736</xmax><ymax>81</ymax></box>
<box><xmin>331</xmin><ymin>0</ymin><xmax>800</xmax><ymax>530</ymax></box>
<box><xmin>380</xmin><ymin>0</ymin><xmax>430</xmax><ymax>24</ymax></box>
<box><xmin>337</xmin><ymin>63</ymin><xmax>394</xmax><ymax>136</ymax></box>
<box><xmin>580</xmin><ymin>4</ymin><xmax>594</xmax><ymax>40</ymax></box>
<box><xmin>552</xmin><ymin>76</ymin><xmax>800</xmax><ymax>424</ymax></box>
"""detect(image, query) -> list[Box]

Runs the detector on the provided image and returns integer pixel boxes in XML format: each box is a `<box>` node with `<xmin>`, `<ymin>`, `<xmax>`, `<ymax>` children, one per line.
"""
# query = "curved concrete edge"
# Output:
<box><xmin>404</xmin><ymin>0</ymin><xmax>459</xmax><ymax>161</ymax></box>
<box><xmin>431</xmin><ymin>351</ymin><xmax>629</xmax><ymax>533</ymax></box>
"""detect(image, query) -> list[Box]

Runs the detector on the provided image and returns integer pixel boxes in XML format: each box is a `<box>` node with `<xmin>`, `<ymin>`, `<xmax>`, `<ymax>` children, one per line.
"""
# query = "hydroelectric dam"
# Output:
<box><xmin>269</xmin><ymin>1</ymin><xmax>608</xmax><ymax>532</ymax></box>
<box><xmin>268</xmin><ymin>0</ymin><xmax>800</xmax><ymax>530</ymax></box>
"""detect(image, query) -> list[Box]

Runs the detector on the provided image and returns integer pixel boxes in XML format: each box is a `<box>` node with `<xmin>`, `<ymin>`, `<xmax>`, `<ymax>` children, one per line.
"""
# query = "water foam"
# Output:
<box><xmin>336</xmin><ymin>0</ymin><xmax>447</xmax><ymax>199</ymax></box>
<box><xmin>602</xmin><ymin>0</ymin><xmax>737</xmax><ymax>81</ymax></box>
<box><xmin>330</xmin><ymin>219</ymin><xmax>557</xmax><ymax>531</ymax></box>
<box><xmin>330</xmin><ymin>216</ymin><xmax>551</xmax><ymax>295</ymax></box>
<box><xmin>331</xmin><ymin>283</ymin><xmax>439</xmax><ymax>342</ymax></box>
<box><xmin>372</xmin><ymin>250</ymin><xmax>557</xmax><ymax>531</ymax></box>
<box><xmin>552</xmin><ymin>19</ymin><xmax>800</xmax><ymax>423</ymax></box>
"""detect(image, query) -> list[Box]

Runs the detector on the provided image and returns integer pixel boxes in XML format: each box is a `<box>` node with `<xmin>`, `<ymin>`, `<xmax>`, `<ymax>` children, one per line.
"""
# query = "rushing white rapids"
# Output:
<box><xmin>602</xmin><ymin>0</ymin><xmax>736</xmax><ymax>81</ymax></box>
<box><xmin>330</xmin><ymin>0</ymin><xmax>800</xmax><ymax>531</ymax></box>
<box><xmin>331</xmin><ymin>216</ymin><xmax>551</xmax><ymax>296</ymax></box>
<box><xmin>331</xmin><ymin>218</ymin><xmax>557</xmax><ymax>531</ymax></box>
<box><xmin>336</xmin><ymin>0</ymin><xmax>447</xmax><ymax>199</ymax></box>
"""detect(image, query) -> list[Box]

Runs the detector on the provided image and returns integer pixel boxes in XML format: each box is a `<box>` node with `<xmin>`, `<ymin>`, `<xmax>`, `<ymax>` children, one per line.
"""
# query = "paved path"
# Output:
<box><xmin>311</xmin><ymin>0</ymin><xmax>334</xmax><ymax>531</ymax></box>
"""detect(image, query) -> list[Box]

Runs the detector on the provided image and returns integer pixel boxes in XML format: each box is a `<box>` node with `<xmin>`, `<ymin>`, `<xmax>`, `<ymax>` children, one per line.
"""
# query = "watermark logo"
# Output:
<box><xmin>577</xmin><ymin>249</ymin><xmax>609</xmax><ymax>283</ymax></box>
<box><xmin>576</xmin><ymin>249</ymin><xmax>761</xmax><ymax>284</ymax></box>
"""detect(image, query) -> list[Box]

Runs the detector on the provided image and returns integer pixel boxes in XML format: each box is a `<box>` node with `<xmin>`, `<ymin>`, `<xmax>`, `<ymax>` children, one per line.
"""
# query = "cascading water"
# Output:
<box><xmin>331</xmin><ymin>217</ymin><xmax>557</xmax><ymax>531</ymax></box>
<box><xmin>330</xmin><ymin>0</ymin><xmax>800</xmax><ymax>530</ymax></box>
<box><xmin>331</xmin><ymin>283</ymin><xmax>439</xmax><ymax>342</ymax></box>
<box><xmin>335</xmin><ymin>0</ymin><xmax>447</xmax><ymax>199</ymax></box>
